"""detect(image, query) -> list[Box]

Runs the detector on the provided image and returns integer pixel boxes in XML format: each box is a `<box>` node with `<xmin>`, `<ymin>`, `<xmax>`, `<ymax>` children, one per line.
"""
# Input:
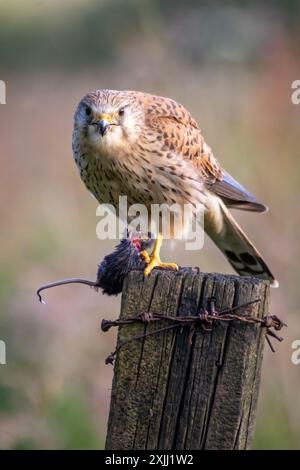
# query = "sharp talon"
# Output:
<box><xmin>143</xmin><ymin>256</ymin><xmax>179</xmax><ymax>276</ymax></box>
<box><xmin>166</xmin><ymin>263</ymin><xmax>179</xmax><ymax>271</ymax></box>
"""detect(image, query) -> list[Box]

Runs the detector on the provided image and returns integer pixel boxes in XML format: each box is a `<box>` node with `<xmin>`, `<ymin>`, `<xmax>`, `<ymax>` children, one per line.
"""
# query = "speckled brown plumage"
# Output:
<box><xmin>72</xmin><ymin>89</ymin><xmax>277</xmax><ymax>285</ymax></box>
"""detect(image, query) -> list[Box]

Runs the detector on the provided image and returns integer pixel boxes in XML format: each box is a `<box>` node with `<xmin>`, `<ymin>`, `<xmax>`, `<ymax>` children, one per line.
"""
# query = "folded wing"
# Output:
<box><xmin>208</xmin><ymin>171</ymin><xmax>268</xmax><ymax>213</ymax></box>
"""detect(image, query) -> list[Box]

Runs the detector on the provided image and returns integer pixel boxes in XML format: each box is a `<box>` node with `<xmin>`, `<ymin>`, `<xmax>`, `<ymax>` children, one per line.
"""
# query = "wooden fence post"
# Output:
<box><xmin>105</xmin><ymin>269</ymin><xmax>269</xmax><ymax>450</ymax></box>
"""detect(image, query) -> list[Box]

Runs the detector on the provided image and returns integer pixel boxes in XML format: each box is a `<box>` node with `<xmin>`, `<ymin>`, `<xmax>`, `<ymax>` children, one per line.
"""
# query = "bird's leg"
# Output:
<box><xmin>140</xmin><ymin>233</ymin><xmax>179</xmax><ymax>276</ymax></box>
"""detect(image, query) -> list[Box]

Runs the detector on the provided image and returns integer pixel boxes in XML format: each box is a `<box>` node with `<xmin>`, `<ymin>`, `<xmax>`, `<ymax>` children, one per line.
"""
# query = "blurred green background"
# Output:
<box><xmin>0</xmin><ymin>0</ymin><xmax>300</xmax><ymax>449</ymax></box>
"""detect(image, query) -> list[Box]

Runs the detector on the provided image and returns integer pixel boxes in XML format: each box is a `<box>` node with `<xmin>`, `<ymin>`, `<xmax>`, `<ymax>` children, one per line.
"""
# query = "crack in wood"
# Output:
<box><xmin>105</xmin><ymin>270</ymin><xmax>272</xmax><ymax>450</ymax></box>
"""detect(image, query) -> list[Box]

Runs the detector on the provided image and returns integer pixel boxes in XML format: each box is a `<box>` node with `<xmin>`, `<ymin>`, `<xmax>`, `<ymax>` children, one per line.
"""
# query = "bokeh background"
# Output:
<box><xmin>0</xmin><ymin>0</ymin><xmax>300</xmax><ymax>449</ymax></box>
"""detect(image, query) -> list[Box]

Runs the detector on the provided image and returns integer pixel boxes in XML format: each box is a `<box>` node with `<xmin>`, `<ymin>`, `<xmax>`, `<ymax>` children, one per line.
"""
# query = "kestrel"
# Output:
<box><xmin>72</xmin><ymin>89</ymin><xmax>277</xmax><ymax>286</ymax></box>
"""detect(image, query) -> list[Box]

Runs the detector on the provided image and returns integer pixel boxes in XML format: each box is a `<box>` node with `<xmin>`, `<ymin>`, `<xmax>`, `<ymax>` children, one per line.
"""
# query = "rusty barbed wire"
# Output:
<box><xmin>101</xmin><ymin>298</ymin><xmax>287</xmax><ymax>365</ymax></box>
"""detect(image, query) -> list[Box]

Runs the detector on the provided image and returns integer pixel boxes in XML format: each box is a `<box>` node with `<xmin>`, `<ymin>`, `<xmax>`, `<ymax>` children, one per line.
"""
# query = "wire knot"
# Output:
<box><xmin>101</xmin><ymin>297</ymin><xmax>287</xmax><ymax>364</ymax></box>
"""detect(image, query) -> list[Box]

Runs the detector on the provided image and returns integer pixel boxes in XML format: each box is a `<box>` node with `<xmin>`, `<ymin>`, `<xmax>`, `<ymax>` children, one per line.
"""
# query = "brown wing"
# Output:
<box><xmin>145</xmin><ymin>94</ymin><xmax>222</xmax><ymax>184</ymax></box>
<box><xmin>145</xmin><ymin>94</ymin><xmax>266</xmax><ymax>212</ymax></box>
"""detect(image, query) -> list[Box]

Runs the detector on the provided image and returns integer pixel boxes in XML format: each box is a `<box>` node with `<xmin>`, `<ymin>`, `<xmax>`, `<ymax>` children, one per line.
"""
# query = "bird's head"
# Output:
<box><xmin>74</xmin><ymin>89</ymin><xmax>144</xmax><ymax>152</ymax></box>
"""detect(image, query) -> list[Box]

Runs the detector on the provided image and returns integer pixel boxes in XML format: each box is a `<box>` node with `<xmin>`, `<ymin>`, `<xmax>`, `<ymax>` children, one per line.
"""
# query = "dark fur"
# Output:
<box><xmin>96</xmin><ymin>237</ymin><xmax>153</xmax><ymax>295</ymax></box>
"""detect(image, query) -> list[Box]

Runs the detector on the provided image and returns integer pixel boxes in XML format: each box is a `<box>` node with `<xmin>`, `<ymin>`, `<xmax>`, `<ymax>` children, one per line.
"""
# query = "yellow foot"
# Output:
<box><xmin>140</xmin><ymin>250</ymin><xmax>151</xmax><ymax>264</ymax></box>
<box><xmin>140</xmin><ymin>251</ymin><xmax>179</xmax><ymax>277</ymax></box>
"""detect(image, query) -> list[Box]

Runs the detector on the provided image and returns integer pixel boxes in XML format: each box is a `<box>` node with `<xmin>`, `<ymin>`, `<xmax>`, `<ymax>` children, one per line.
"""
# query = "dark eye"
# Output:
<box><xmin>85</xmin><ymin>106</ymin><xmax>92</xmax><ymax>117</ymax></box>
<box><xmin>118</xmin><ymin>107</ymin><xmax>125</xmax><ymax>117</ymax></box>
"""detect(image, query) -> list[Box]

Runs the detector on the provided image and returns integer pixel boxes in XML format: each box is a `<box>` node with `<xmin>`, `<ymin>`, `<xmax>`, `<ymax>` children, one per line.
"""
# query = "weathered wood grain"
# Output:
<box><xmin>105</xmin><ymin>269</ymin><xmax>269</xmax><ymax>450</ymax></box>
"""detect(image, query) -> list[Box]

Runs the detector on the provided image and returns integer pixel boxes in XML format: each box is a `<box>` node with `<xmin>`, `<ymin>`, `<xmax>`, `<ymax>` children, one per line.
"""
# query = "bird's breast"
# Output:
<box><xmin>74</xmin><ymin>136</ymin><xmax>210</xmax><ymax>220</ymax></box>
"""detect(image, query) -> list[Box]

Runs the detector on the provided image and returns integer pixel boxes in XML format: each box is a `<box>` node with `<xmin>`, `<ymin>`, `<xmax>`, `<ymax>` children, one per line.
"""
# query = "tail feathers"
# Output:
<box><xmin>224</xmin><ymin>199</ymin><xmax>268</xmax><ymax>213</ymax></box>
<box><xmin>207</xmin><ymin>200</ymin><xmax>278</xmax><ymax>287</ymax></box>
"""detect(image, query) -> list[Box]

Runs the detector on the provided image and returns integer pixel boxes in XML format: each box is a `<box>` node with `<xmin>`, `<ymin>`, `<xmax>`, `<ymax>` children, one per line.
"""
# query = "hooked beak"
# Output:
<box><xmin>97</xmin><ymin>119</ymin><xmax>110</xmax><ymax>136</ymax></box>
<box><xmin>95</xmin><ymin>113</ymin><xmax>115</xmax><ymax>136</ymax></box>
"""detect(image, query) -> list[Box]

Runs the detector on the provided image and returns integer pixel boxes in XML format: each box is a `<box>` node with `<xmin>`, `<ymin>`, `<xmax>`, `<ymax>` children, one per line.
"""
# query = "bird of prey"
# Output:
<box><xmin>72</xmin><ymin>89</ymin><xmax>277</xmax><ymax>287</ymax></box>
